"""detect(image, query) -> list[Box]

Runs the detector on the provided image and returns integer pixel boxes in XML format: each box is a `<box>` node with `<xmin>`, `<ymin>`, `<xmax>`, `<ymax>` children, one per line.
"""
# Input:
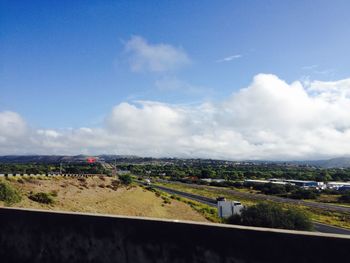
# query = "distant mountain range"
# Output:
<box><xmin>1</xmin><ymin>155</ymin><xmax>350</xmax><ymax>168</ymax></box>
<box><xmin>0</xmin><ymin>155</ymin><xmax>138</xmax><ymax>164</ymax></box>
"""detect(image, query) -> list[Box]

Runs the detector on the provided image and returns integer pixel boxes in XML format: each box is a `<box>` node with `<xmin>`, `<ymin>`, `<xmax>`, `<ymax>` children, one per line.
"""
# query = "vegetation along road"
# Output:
<box><xmin>153</xmin><ymin>183</ymin><xmax>350</xmax><ymax>235</ymax></box>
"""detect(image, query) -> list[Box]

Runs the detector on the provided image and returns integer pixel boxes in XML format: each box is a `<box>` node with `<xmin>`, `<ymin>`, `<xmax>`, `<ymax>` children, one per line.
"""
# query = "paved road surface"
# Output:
<box><xmin>153</xmin><ymin>184</ymin><xmax>350</xmax><ymax>235</ymax></box>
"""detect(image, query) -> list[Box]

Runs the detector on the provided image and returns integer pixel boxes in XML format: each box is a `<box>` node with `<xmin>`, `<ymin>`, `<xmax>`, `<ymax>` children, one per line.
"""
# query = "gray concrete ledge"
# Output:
<box><xmin>0</xmin><ymin>207</ymin><xmax>349</xmax><ymax>263</ymax></box>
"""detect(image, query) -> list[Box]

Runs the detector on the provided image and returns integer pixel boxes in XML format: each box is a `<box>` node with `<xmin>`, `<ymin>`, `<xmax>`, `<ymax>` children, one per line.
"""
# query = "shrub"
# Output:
<box><xmin>50</xmin><ymin>190</ymin><xmax>58</xmax><ymax>197</ymax></box>
<box><xmin>110</xmin><ymin>179</ymin><xmax>120</xmax><ymax>190</ymax></box>
<box><xmin>0</xmin><ymin>181</ymin><xmax>22</xmax><ymax>205</ymax></box>
<box><xmin>145</xmin><ymin>186</ymin><xmax>155</xmax><ymax>192</ymax></box>
<box><xmin>209</xmin><ymin>181</ymin><xmax>230</xmax><ymax>187</ymax></box>
<box><xmin>28</xmin><ymin>192</ymin><xmax>54</xmax><ymax>204</ymax></box>
<box><xmin>119</xmin><ymin>174</ymin><xmax>132</xmax><ymax>185</ymax></box>
<box><xmin>227</xmin><ymin>202</ymin><xmax>313</xmax><ymax>231</ymax></box>
<box><xmin>338</xmin><ymin>191</ymin><xmax>350</xmax><ymax>203</ymax></box>
<box><xmin>232</xmin><ymin>181</ymin><xmax>243</xmax><ymax>188</ymax></box>
<box><xmin>161</xmin><ymin>196</ymin><xmax>171</xmax><ymax>204</ymax></box>
<box><xmin>78</xmin><ymin>178</ymin><xmax>86</xmax><ymax>183</ymax></box>
<box><xmin>321</xmin><ymin>188</ymin><xmax>339</xmax><ymax>195</ymax></box>
<box><xmin>290</xmin><ymin>189</ymin><xmax>318</xmax><ymax>200</ymax></box>
<box><xmin>260</xmin><ymin>183</ymin><xmax>287</xmax><ymax>195</ymax></box>
<box><xmin>98</xmin><ymin>176</ymin><xmax>106</xmax><ymax>181</ymax></box>
<box><xmin>17</xmin><ymin>179</ymin><xmax>25</xmax><ymax>184</ymax></box>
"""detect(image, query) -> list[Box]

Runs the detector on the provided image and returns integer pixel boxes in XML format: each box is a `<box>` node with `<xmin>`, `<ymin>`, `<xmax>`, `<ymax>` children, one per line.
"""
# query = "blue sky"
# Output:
<box><xmin>1</xmin><ymin>1</ymin><xmax>350</xmax><ymax>158</ymax></box>
<box><xmin>1</xmin><ymin>0</ymin><xmax>349</xmax><ymax>128</ymax></box>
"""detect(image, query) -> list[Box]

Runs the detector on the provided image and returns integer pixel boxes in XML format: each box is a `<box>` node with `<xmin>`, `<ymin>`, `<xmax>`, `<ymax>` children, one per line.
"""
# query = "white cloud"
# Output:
<box><xmin>37</xmin><ymin>129</ymin><xmax>61</xmax><ymax>138</ymax></box>
<box><xmin>217</xmin><ymin>54</ymin><xmax>242</xmax><ymax>62</ymax></box>
<box><xmin>0</xmin><ymin>111</ymin><xmax>29</xmax><ymax>154</ymax></box>
<box><xmin>106</xmin><ymin>101</ymin><xmax>186</xmax><ymax>138</ymax></box>
<box><xmin>0</xmin><ymin>111</ymin><xmax>27</xmax><ymax>138</ymax></box>
<box><xmin>2</xmin><ymin>74</ymin><xmax>350</xmax><ymax>160</ymax></box>
<box><xmin>124</xmin><ymin>36</ymin><xmax>190</xmax><ymax>72</ymax></box>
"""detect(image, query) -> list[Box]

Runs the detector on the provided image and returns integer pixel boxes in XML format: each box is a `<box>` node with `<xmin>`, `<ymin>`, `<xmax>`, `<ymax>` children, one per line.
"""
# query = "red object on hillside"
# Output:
<box><xmin>87</xmin><ymin>157</ymin><xmax>96</xmax><ymax>164</ymax></box>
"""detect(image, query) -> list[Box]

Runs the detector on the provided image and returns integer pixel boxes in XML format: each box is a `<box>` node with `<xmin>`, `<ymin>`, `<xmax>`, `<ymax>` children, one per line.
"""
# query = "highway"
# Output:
<box><xmin>153</xmin><ymin>184</ymin><xmax>350</xmax><ymax>235</ymax></box>
<box><xmin>157</xmin><ymin>180</ymin><xmax>350</xmax><ymax>213</ymax></box>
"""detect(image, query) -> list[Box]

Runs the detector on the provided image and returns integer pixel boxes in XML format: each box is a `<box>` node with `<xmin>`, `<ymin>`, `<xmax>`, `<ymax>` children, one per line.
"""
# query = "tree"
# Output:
<box><xmin>227</xmin><ymin>202</ymin><xmax>313</xmax><ymax>231</ymax></box>
<box><xmin>315</xmin><ymin>171</ymin><xmax>332</xmax><ymax>182</ymax></box>
<box><xmin>200</xmin><ymin>168</ymin><xmax>216</xmax><ymax>178</ymax></box>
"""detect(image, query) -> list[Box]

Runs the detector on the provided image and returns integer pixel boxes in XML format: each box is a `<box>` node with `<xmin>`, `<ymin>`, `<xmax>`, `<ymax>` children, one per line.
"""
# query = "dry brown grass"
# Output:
<box><xmin>0</xmin><ymin>176</ymin><xmax>207</xmax><ymax>222</ymax></box>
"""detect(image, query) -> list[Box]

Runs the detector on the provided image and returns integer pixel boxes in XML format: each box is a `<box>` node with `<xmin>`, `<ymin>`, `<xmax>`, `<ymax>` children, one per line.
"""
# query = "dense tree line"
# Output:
<box><xmin>117</xmin><ymin>163</ymin><xmax>350</xmax><ymax>182</ymax></box>
<box><xmin>3</xmin><ymin>161</ymin><xmax>350</xmax><ymax>182</ymax></box>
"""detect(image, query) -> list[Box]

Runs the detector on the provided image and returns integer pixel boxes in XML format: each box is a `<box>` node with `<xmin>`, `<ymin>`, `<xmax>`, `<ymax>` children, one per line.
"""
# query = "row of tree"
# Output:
<box><xmin>118</xmin><ymin>163</ymin><xmax>350</xmax><ymax>182</ymax></box>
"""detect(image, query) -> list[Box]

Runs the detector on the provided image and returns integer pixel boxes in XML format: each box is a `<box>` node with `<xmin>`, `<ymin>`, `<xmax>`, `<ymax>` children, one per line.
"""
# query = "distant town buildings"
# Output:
<box><xmin>243</xmin><ymin>179</ymin><xmax>341</xmax><ymax>190</ymax></box>
<box><xmin>198</xmin><ymin>177</ymin><xmax>350</xmax><ymax>191</ymax></box>
<box><xmin>327</xmin><ymin>181</ymin><xmax>350</xmax><ymax>191</ymax></box>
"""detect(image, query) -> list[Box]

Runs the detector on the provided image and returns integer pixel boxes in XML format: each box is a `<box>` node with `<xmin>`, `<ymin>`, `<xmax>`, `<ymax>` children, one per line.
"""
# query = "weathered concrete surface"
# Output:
<box><xmin>0</xmin><ymin>207</ymin><xmax>349</xmax><ymax>263</ymax></box>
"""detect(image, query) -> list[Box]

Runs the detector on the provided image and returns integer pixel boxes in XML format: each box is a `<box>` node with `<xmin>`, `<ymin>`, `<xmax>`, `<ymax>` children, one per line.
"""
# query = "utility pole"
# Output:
<box><xmin>60</xmin><ymin>162</ymin><xmax>63</xmax><ymax>175</ymax></box>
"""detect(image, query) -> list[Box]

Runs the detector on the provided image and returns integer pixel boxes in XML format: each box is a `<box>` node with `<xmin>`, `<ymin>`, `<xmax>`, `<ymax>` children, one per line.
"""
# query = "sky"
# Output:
<box><xmin>1</xmin><ymin>0</ymin><xmax>350</xmax><ymax>160</ymax></box>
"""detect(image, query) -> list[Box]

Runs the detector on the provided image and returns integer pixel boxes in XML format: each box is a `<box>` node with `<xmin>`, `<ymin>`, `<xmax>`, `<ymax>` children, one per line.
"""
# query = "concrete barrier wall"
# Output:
<box><xmin>0</xmin><ymin>207</ymin><xmax>349</xmax><ymax>263</ymax></box>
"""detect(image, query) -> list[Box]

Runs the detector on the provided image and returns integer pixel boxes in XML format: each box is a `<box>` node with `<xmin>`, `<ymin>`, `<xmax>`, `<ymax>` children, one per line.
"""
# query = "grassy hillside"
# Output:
<box><xmin>0</xmin><ymin>176</ymin><xmax>208</xmax><ymax>222</ymax></box>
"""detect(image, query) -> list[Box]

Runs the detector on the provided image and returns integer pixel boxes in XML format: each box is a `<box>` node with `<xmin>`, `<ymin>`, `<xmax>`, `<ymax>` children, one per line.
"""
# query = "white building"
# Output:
<box><xmin>245</xmin><ymin>179</ymin><xmax>289</xmax><ymax>185</ymax></box>
<box><xmin>217</xmin><ymin>200</ymin><xmax>244</xmax><ymax>218</ymax></box>
<box><xmin>200</xmin><ymin>178</ymin><xmax>226</xmax><ymax>183</ymax></box>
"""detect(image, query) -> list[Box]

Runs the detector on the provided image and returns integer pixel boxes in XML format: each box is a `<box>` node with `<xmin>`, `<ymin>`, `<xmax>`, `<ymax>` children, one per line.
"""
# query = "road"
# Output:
<box><xmin>153</xmin><ymin>184</ymin><xmax>350</xmax><ymax>235</ymax></box>
<box><xmin>157</xmin><ymin>180</ymin><xmax>350</xmax><ymax>213</ymax></box>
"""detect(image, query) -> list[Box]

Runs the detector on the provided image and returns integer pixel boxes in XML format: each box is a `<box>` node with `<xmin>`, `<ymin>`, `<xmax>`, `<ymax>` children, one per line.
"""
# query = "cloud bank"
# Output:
<box><xmin>2</xmin><ymin>74</ymin><xmax>350</xmax><ymax>160</ymax></box>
